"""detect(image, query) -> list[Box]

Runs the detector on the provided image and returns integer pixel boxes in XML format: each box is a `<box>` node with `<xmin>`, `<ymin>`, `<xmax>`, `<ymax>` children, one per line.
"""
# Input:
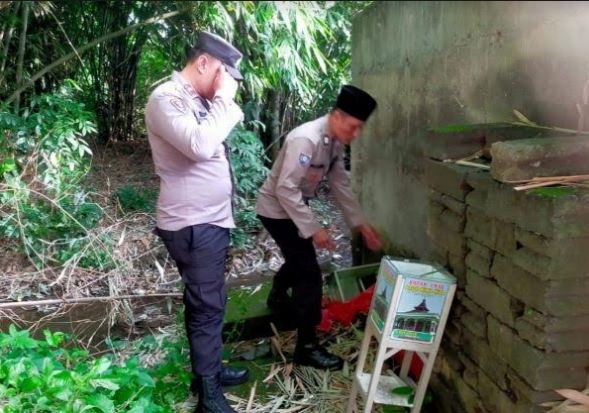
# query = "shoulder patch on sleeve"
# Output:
<box><xmin>169</xmin><ymin>98</ymin><xmax>187</xmax><ymax>114</ymax></box>
<box><xmin>299</xmin><ymin>153</ymin><xmax>311</xmax><ymax>166</ymax></box>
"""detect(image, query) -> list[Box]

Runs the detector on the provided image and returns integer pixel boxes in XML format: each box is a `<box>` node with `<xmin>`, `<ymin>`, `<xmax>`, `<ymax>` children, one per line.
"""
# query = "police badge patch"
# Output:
<box><xmin>299</xmin><ymin>153</ymin><xmax>311</xmax><ymax>166</ymax></box>
<box><xmin>170</xmin><ymin>98</ymin><xmax>187</xmax><ymax>114</ymax></box>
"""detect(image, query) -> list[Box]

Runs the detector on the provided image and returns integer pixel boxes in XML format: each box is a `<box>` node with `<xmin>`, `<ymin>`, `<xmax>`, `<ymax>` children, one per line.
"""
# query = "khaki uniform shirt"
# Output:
<box><xmin>145</xmin><ymin>71</ymin><xmax>243</xmax><ymax>231</ymax></box>
<box><xmin>256</xmin><ymin>115</ymin><xmax>366</xmax><ymax>239</ymax></box>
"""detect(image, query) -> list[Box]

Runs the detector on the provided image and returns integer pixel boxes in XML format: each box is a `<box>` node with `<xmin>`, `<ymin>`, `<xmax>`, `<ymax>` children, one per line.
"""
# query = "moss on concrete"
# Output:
<box><xmin>528</xmin><ymin>187</ymin><xmax>578</xmax><ymax>198</ymax></box>
<box><xmin>225</xmin><ymin>283</ymin><xmax>273</xmax><ymax>324</ymax></box>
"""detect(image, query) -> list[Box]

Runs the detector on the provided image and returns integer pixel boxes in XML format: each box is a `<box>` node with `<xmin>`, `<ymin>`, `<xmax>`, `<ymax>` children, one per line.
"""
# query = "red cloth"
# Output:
<box><xmin>318</xmin><ymin>285</ymin><xmax>375</xmax><ymax>332</ymax></box>
<box><xmin>318</xmin><ymin>285</ymin><xmax>424</xmax><ymax>379</ymax></box>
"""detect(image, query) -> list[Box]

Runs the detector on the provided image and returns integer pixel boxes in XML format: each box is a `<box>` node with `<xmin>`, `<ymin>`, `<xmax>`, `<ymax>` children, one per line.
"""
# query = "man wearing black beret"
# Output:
<box><xmin>256</xmin><ymin>85</ymin><xmax>383</xmax><ymax>370</ymax></box>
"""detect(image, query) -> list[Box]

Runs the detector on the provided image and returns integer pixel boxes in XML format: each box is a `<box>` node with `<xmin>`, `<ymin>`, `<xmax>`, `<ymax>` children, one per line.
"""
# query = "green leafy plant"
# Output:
<box><xmin>116</xmin><ymin>184</ymin><xmax>157</xmax><ymax>213</ymax></box>
<box><xmin>0</xmin><ymin>324</ymin><xmax>194</xmax><ymax>413</ymax></box>
<box><xmin>227</xmin><ymin>126</ymin><xmax>269</xmax><ymax>248</ymax></box>
<box><xmin>0</xmin><ymin>83</ymin><xmax>114</xmax><ymax>269</ymax></box>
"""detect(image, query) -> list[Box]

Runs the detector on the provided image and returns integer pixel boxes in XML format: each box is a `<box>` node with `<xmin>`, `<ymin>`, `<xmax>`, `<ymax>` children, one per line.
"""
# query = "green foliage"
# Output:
<box><xmin>116</xmin><ymin>185</ymin><xmax>157</xmax><ymax>213</ymax></box>
<box><xmin>137</xmin><ymin>2</ymin><xmax>371</xmax><ymax>144</ymax></box>
<box><xmin>227</xmin><ymin>126</ymin><xmax>269</xmax><ymax>247</ymax></box>
<box><xmin>0</xmin><ymin>325</ymin><xmax>193</xmax><ymax>413</ymax></box>
<box><xmin>228</xmin><ymin>126</ymin><xmax>269</xmax><ymax>197</ymax></box>
<box><xmin>0</xmin><ymin>84</ymin><xmax>113</xmax><ymax>269</ymax></box>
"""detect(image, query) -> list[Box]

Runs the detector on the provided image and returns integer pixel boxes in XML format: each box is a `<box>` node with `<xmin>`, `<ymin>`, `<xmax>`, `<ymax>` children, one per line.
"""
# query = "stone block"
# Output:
<box><xmin>465</xmin><ymin>187</ymin><xmax>487</xmax><ymax>210</ymax></box>
<box><xmin>459</xmin><ymin>293</ymin><xmax>487</xmax><ymax>319</ymax></box>
<box><xmin>477</xmin><ymin>370</ymin><xmax>520</xmax><ymax>413</ymax></box>
<box><xmin>512</xmin><ymin>231</ymin><xmax>589</xmax><ymax>280</ymax></box>
<box><xmin>465</xmin><ymin>250</ymin><xmax>492</xmax><ymax>278</ymax></box>
<box><xmin>425</xmin><ymin>123</ymin><xmax>546</xmax><ymax>162</ymax></box>
<box><xmin>428</xmin><ymin>216</ymin><xmax>467</xmax><ymax>257</ymax></box>
<box><xmin>424</xmin><ymin>159</ymin><xmax>472</xmax><ymax>201</ymax></box>
<box><xmin>492</xmin><ymin>254</ymin><xmax>548</xmax><ymax>311</ymax></box>
<box><xmin>462</xmin><ymin>333</ymin><xmax>509</xmax><ymax>390</ymax></box>
<box><xmin>515</xmin><ymin>317</ymin><xmax>589</xmax><ymax>352</ymax></box>
<box><xmin>424</xmin><ymin>124</ymin><xmax>486</xmax><ymax>161</ymax></box>
<box><xmin>464</xmin><ymin>208</ymin><xmax>495</xmax><ymax>248</ymax></box>
<box><xmin>430</xmin><ymin>189</ymin><xmax>467</xmax><ymax>216</ymax></box>
<box><xmin>519</xmin><ymin>190</ymin><xmax>589</xmax><ymax>239</ymax></box>
<box><xmin>458</xmin><ymin>353</ymin><xmax>479</xmax><ymax>389</ymax></box>
<box><xmin>490</xmin><ymin>135</ymin><xmax>589</xmax><ymax>182</ymax></box>
<box><xmin>453</xmin><ymin>375</ymin><xmax>487</xmax><ymax>413</ymax></box>
<box><xmin>430</xmin><ymin>375</ymin><xmax>468</xmax><ymax>413</ymax></box>
<box><xmin>433</xmin><ymin>359</ymin><xmax>488</xmax><ymax>413</ymax></box>
<box><xmin>464</xmin><ymin>208</ymin><xmax>517</xmax><ymax>256</ymax></box>
<box><xmin>487</xmin><ymin>315</ymin><xmax>589</xmax><ymax>390</ymax></box>
<box><xmin>464</xmin><ymin>176</ymin><xmax>589</xmax><ymax>239</ymax></box>
<box><xmin>448</xmin><ymin>251</ymin><xmax>467</xmax><ymax>285</ymax></box>
<box><xmin>513</xmin><ymin>227</ymin><xmax>551</xmax><ymax>257</ymax></box>
<box><xmin>441</xmin><ymin>208</ymin><xmax>465</xmax><ymax>233</ymax></box>
<box><xmin>466</xmin><ymin>169</ymin><xmax>498</xmax><ymax>191</ymax></box>
<box><xmin>520</xmin><ymin>310</ymin><xmax>589</xmax><ymax>333</ymax></box>
<box><xmin>467</xmin><ymin>239</ymin><xmax>494</xmax><ymax>261</ymax></box>
<box><xmin>444</xmin><ymin>318</ymin><xmax>463</xmax><ymax>346</ymax></box>
<box><xmin>429</xmin><ymin>201</ymin><xmax>465</xmax><ymax>233</ymax></box>
<box><xmin>461</xmin><ymin>310</ymin><xmax>487</xmax><ymax>339</ymax></box>
<box><xmin>466</xmin><ymin>270</ymin><xmax>523</xmax><ymax>327</ymax></box>
<box><xmin>512</xmin><ymin>245</ymin><xmax>589</xmax><ymax>282</ymax></box>
<box><xmin>507</xmin><ymin>370</ymin><xmax>564</xmax><ymax>405</ymax></box>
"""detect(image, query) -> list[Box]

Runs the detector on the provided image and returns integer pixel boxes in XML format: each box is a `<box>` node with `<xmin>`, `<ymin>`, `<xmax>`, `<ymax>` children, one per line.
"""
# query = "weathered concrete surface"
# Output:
<box><xmin>425</xmin><ymin>123</ymin><xmax>549</xmax><ymax>161</ymax></box>
<box><xmin>491</xmin><ymin>136</ymin><xmax>589</xmax><ymax>181</ymax></box>
<box><xmin>352</xmin><ymin>0</ymin><xmax>589</xmax><ymax>258</ymax></box>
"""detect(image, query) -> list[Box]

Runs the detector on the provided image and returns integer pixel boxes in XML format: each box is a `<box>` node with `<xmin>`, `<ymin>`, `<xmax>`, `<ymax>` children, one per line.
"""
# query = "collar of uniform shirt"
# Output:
<box><xmin>172</xmin><ymin>71</ymin><xmax>202</xmax><ymax>102</ymax></box>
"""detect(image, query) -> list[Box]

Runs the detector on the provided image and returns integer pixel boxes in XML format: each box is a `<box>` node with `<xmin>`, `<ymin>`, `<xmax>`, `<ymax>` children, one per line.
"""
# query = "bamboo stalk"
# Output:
<box><xmin>514</xmin><ymin>180</ymin><xmax>568</xmax><ymax>191</ymax></box>
<box><xmin>454</xmin><ymin>160</ymin><xmax>490</xmax><ymax>169</ymax></box>
<box><xmin>0</xmin><ymin>293</ymin><xmax>182</xmax><ymax>309</ymax></box>
<box><xmin>6</xmin><ymin>10</ymin><xmax>182</xmax><ymax>104</ymax></box>
<box><xmin>506</xmin><ymin>174</ymin><xmax>589</xmax><ymax>184</ymax></box>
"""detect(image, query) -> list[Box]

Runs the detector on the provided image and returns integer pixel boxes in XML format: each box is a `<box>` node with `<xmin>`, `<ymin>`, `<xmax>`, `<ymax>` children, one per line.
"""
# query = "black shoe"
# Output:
<box><xmin>191</xmin><ymin>366</ymin><xmax>249</xmax><ymax>394</ymax></box>
<box><xmin>219</xmin><ymin>366</ymin><xmax>249</xmax><ymax>386</ymax></box>
<box><xmin>293</xmin><ymin>342</ymin><xmax>344</xmax><ymax>370</ymax></box>
<box><xmin>266</xmin><ymin>285</ymin><xmax>291</xmax><ymax>312</ymax></box>
<box><xmin>193</xmin><ymin>373</ymin><xmax>236</xmax><ymax>413</ymax></box>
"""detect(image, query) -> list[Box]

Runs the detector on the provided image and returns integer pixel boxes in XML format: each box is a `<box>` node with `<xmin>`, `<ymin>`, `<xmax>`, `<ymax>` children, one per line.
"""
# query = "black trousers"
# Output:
<box><xmin>258</xmin><ymin>216</ymin><xmax>322</xmax><ymax>343</ymax></box>
<box><xmin>156</xmin><ymin>224</ymin><xmax>229</xmax><ymax>377</ymax></box>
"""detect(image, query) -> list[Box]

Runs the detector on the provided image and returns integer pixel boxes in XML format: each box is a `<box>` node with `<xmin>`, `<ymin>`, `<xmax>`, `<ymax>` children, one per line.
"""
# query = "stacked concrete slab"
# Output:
<box><xmin>425</xmin><ymin>158</ymin><xmax>589</xmax><ymax>413</ymax></box>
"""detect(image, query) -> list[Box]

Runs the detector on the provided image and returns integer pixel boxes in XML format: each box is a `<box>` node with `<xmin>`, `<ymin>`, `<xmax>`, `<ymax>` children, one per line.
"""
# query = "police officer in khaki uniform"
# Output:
<box><xmin>256</xmin><ymin>85</ymin><xmax>383</xmax><ymax>370</ymax></box>
<box><xmin>145</xmin><ymin>32</ymin><xmax>248</xmax><ymax>413</ymax></box>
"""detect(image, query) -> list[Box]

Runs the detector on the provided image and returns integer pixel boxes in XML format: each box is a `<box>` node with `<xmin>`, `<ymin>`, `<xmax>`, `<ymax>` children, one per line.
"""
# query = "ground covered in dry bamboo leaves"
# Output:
<box><xmin>2</xmin><ymin>142</ymin><xmax>403</xmax><ymax>412</ymax></box>
<box><xmin>0</xmin><ymin>141</ymin><xmax>353</xmax><ymax>319</ymax></box>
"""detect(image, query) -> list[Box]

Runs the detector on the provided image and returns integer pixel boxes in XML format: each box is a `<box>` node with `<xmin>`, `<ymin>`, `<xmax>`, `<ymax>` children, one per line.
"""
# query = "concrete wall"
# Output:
<box><xmin>351</xmin><ymin>1</ymin><xmax>589</xmax><ymax>258</ymax></box>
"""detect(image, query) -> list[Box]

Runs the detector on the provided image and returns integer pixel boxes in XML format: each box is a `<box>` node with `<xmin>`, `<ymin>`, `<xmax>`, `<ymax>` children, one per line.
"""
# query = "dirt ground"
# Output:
<box><xmin>0</xmin><ymin>139</ymin><xmax>354</xmax><ymax>314</ymax></box>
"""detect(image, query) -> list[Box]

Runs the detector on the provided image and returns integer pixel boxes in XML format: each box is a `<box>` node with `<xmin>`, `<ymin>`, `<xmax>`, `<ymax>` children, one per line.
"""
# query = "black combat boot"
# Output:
<box><xmin>193</xmin><ymin>373</ymin><xmax>236</xmax><ymax>413</ymax></box>
<box><xmin>293</xmin><ymin>341</ymin><xmax>344</xmax><ymax>370</ymax></box>
<box><xmin>191</xmin><ymin>366</ymin><xmax>249</xmax><ymax>395</ymax></box>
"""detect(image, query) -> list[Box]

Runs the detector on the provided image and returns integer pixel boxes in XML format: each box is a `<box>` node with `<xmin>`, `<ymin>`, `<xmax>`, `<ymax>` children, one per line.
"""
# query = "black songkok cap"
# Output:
<box><xmin>335</xmin><ymin>85</ymin><xmax>377</xmax><ymax>121</ymax></box>
<box><xmin>196</xmin><ymin>31</ymin><xmax>243</xmax><ymax>80</ymax></box>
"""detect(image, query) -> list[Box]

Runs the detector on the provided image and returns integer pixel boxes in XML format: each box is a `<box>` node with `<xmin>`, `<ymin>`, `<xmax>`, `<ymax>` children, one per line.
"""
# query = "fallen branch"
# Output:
<box><xmin>442</xmin><ymin>158</ymin><xmax>490</xmax><ymax>170</ymax></box>
<box><xmin>514</xmin><ymin>180</ymin><xmax>570</xmax><ymax>191</ymax></box>
<box><xmin>0</xmin><ymin>293</ymin><xmax>182</xmax><ymax>309</ymax></box>
<box><xmin>506</xmin><ymin>174</ymin><xmax>589</xmax><ymax>184</ymax></box>
<box><xmin>454</xmin><ymin>160</ymin><xmax>490</xmax><ymax>170</ymax></box>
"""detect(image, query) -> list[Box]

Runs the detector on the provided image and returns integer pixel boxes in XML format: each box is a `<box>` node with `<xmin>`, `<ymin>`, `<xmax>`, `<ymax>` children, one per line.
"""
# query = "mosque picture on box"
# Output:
<box><xmin>370</xmin><ymin>271</ymin><xmax>395</xmax><ymax>332</ymax></box>
<box><xmin>391</xmin><ymin>278</ymin><xmax>448</xmax><ymax>343</ymax></box>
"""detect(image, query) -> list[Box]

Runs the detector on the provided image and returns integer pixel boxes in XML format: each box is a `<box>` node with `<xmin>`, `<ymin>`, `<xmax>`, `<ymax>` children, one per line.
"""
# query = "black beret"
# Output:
<box><xmin>196</xmin><ymin>31</ymin><xmax>243</xmax><ymax>80</ymax></box>
<box><xmin>335</xmin><ymin>85</ymin><xmax>377</xmax><ymax>121</ymax></box>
